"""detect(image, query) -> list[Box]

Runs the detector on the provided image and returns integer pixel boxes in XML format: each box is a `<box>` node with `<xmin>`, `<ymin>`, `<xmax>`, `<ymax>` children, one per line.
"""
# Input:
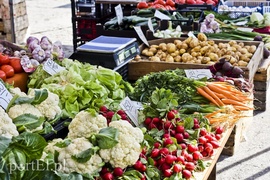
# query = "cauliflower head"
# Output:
<box><xmin>52</xmin><ymin>137</ymin><xmax>103</xmax><ymax>175</ymax></box>
<box><xmin>9</xmin><ymin>87</ymin><xmax>28</xmax><ymax>97</ymax></box>
<box><xmin>99</xmin><ymin>120</ymin><xmax>144</xmax><ymax>169</ymax></box>
<box><xmin>28</xmin><ymin>88</ymin><xmax>62</xmax><ymax>120</ymax></box>
<box><xmin>0</xmin><ymin>107</ymin><xmax>19</xmax><ymax>138</ymax></box>
<box><xmin>68</xmin><ymin>111</ymin><xmax>107</xmax><ymax>139</ymax></box>
<box><xmin>8</xmin><ymin>103</ymin><xmax>43</xmax><ymax>119</ymax></box>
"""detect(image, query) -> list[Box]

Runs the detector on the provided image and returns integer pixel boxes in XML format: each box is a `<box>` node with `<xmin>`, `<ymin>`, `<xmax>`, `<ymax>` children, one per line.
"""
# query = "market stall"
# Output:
<box><xmin>1</xmin><ymin>0</ymin><xmax>270</xmax><ymax>179</ymax></box>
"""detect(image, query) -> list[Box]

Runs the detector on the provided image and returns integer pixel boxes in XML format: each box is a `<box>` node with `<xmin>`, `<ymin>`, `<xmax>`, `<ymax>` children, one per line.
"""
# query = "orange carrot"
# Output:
<box><xmin>207</xmin><ymin>83</ymin><xmax>240</xmax><ymax>101</ymax></box>
<box><xmin>197</xmin><ymin>87</ymin><xmax>220</xmax><ymax>107</ymax></box>
<box><xmin>233</xmin><ymin>105</ymin><xmax>253</xmax><ymax>111</ymax></box>
<box><xmin>221</xmin><ymin>98</ymin><xmax>251</xmax><ymax>108</ymax></box>
<box><xmin>213</xmin><ymin>91</ymin><xmax>226</xmax><ymax>99</ymax></box>
<box><xmin>202</xmin><ymin>86</ymin><xmax>225</xmax><ymax>106</ymax></box>
<box><xmin>205</xmin><ymin>109</ymin><xmax>222</xmax><ymax>118</ymax></box>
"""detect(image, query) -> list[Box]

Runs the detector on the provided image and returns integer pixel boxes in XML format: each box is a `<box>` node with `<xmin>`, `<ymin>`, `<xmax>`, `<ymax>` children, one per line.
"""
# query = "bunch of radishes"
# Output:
<box><xmin>142</xmin><ymin>110</ymin><xmax>223</xmax><ymax>179</ymax></box>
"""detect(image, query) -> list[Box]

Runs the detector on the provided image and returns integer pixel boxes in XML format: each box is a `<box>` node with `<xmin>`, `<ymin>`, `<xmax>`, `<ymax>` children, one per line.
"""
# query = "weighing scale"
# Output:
<box><xmin>69</xmin><ymin>36</ymin><xmax>140</xmax><ymax>71</ymax></box>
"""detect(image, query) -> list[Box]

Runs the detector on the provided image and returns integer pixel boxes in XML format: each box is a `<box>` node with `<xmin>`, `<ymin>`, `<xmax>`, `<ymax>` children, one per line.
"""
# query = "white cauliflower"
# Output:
<box><xmin>43</xmin><ymin>137</ymin><xmax>103</xmax><ymax>175</ymax></box>
<box><xmin>68</xmin><ymin>111</ymin><xmax>107</xmax><ymax>139</ymax></box>
<box><xmin>99</xmin><ymin>120</ymin><xmax>144</xmax><ymax>169</ymax></box>
<box><xmin>8</xmin><ymin>103</ymin><xmax>43</xmax><ymax>119</ymax></box>
<box><xmin>28</xmin><ymin>88</ymin><xmax>62</xmax><ymax>121</ymax></box>
<box><xmin>9</xmin><ymin>87</ymin><xmax>28</xmax><ymax>97</ymax></box>
<box><xmin>0</xmin><ymin>107</ymin><xmax>19</xmax><ymax>138</ymax></box>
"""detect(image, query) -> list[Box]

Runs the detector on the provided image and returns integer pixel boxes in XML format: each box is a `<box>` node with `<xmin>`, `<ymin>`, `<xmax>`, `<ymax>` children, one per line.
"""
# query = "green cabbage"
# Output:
<box><xmin>264</xmin><ymin>13</ymin><xmax>270</xmax><ymax>26</ymax></box>
<box><xmin>250</xmin><ymin>12</ymin><xmax>264</xmax><ymax>25</ymax></box>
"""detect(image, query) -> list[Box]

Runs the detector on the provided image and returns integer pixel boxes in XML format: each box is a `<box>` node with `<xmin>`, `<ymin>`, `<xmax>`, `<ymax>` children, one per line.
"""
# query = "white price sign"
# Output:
<box><xmin>0</xmin><ymin>81</ymin><xmax>13</xmax><ymax>110</ymax></box>
<box><xmin>43</xmin><ymin>58</ymin><xmax>65</xmax><ymax>75</ymax></box>
<box><xmin>148</xmin><ymin>18</ymin><xmax>154</xmax><ymax>32</ymax></box>
<box><xmin>134</xmin><ymin>26</ymin><xmax>149</xmax><ymax>47</ymax></box>
<box><xmin>154</xmin><ymin>10</ymin><xmax>171</xmax><ymax>20</ymax></box>
<box><xmin>184</xmin><ymin>69</ymin><xmax>213</xmax><ymax>80</ymax></box>
<box><xmin>115</xmin><ymin>4</ymin><xmax>123</xmax><ymax>25</ymax></box>
<box><xmin>120</xmin><ymin>97</ymin><xmax>139</xmax><ymax>126</ymax></box>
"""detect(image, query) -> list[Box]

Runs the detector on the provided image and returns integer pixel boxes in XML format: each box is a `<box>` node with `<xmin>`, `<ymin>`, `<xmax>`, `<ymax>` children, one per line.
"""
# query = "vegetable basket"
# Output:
<box><xmin>176</xmin><ymin>0</ymin><xmax>220</xmax><ymax>12</ymax></box>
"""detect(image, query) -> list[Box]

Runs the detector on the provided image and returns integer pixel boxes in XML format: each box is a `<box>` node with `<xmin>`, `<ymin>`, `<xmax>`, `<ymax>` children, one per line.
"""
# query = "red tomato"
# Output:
<box><xmin>176</xmin><ymin>0</ymin><xmax>186</xmax><ymax>4</ymax></box>
<box><xmin>206</xmin><ymin>0</ymin><xmax>216</xmax><ymax>5</ymax></box>
<box><xmin>0</xmin><ymin>53</ymin><xmax>10</xmax><ymax>65</ymax></box>
<box><xmin>186</xmin><ymin>0</ymin><xmax>196</xmax><ymax>4</ymax></box>
<box><xmin>166</xmin><ymin>0</ymin><xmax>175</xmax><ymax>7</ymax></box>
<box><xmin>9</xmin><ymin>57</ymin><xmax>23</xmax><ymax>73</ymax></box>
<box><xmin>1</xmin><ymin>65</ymin><xmax>15</xmax><ymax>78</ymax></box>
<box><xmin>196</xmin><ymin>0</ymin><xmax>205</xmax><ymax>4</ymax></box>
<box><xmin>0</xmin><ymin>70</ymin><xmax>6</xmax><ymax>81</ymax></box>
<box><xmin>154</xmin><ymin>0</ymin><xmax>166</xmax><ymax>6</ymax></box>
<box><xmin>137</xmin><ymin>1</ymin><xmax>148</xmax><ymax>9</ymax></box>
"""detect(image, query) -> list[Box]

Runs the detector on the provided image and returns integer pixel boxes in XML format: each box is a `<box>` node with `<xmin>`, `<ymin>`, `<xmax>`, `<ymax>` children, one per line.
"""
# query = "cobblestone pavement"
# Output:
<box><xmin>25</xmin><ymin>0</ymin><xmax>270</xmax><ymax>179</ymax></box>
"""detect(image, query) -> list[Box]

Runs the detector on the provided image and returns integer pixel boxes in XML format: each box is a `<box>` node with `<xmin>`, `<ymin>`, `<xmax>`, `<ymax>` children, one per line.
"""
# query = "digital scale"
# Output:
<box><xmin>69</xmin><ymin>36</ymin><xmax>139</xmax><ymax>71</ymax></box>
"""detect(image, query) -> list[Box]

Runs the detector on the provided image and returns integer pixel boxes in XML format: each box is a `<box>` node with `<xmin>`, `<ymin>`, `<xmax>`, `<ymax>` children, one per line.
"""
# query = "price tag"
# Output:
<box><xmin>115</xmin><ymin>4</ymin><xmax>123</xmax><ymax>25</ymax></box>
<box><xmin>0</xmin><ymin>81</ymin><xmax>13</xmax><ymax>110</ymax></box>
<box><xmin>131</xmin><ymin>100</ymin><xmax>144</xmax><ymax>110</ymax></box>
<box><xmin>120</xmin><ymin>97</ymin><xmax>139</xmax><ymax>127</ymax></box>
<box><xmin>43</xmin><ymin>58</ymin><xmax>65</xmax><ymax>75</ymax></box>
<box><xmin>134</xmin><ymin>26</ymin><xmax>149</xmax><ymax>47</ymax></box>
<box><xmin>184</xmin><ymin>69</ymin><xmax>213</xmax><ymax>80</ymax></box>
<box><xmin>188</xmin><ymin>31</ymin><xmax>197</xmax><ymax>39</ymax></box>
<box><xmin>148</xmin><ymin>18</ymin><xmax>154</xmax><ymax>32</ymax></box>
<box><xmin>154</xmin><ymin>10</ymin><xmax>171</xmax><ymax>20</ymax></box>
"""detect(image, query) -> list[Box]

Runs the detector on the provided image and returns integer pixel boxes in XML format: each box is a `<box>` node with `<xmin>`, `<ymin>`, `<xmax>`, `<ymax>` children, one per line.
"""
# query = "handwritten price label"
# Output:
<box><xmin>43</xmin><ymin>58</ymin><xmax>65</xmax><ymax>75</ymax></box>
<box><xmin>120</xmin><ymin>96</ymin><xmax>139</xmax><ymax>127</ymax></box>
<box><xmin>115</xmin><ymin>4</ymin><xmax>123</xmax><ymax>25</ymax></box>
<box><xmin>0</xmin><ymin>81</ymin><xmax>13</xmax><ymax>110</ymax></box>
<box><xmin>134</xmin><ymin>26</ymin><xmax>149</xmax><ymax>47</ymax></box>
<box><xmin>184</xmin><ymin>69</ymin><xmax>213</xmax><ymax>80</ymax></box>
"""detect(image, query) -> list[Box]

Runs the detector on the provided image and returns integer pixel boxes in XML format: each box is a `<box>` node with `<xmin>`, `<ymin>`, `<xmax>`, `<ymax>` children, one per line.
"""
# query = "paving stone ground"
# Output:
<box><xmin>25</xmin><ymin>0</ymin><xmax>270</xmax><ymax>179</ymax></box>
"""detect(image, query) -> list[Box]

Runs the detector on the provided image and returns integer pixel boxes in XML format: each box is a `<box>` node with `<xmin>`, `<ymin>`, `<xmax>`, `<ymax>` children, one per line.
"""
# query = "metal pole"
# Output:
<box><xmin>9</xmin><ymin>0</ymin><xmax>15</xmax><ymax>43</ymax></box>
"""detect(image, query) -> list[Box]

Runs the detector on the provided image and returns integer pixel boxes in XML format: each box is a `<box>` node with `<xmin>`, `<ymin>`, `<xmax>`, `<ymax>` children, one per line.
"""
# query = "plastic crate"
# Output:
<box><xmin>223</xmin><ymin>1</ymin><xmax>268</xmax><ymax>14</ymax></box>
<box><xmin>77</xmin><ymin>19</ymin><xmax>97</xmax><ymax>39</ymax></box>
<box><xmin>176</xmin><ymin>0</ymin><xmax>220</xmax><ymax>11</ymax></box>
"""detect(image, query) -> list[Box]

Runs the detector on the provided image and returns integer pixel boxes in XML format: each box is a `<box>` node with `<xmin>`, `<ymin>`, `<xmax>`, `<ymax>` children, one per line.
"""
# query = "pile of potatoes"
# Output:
<box><xmin>140</xmin><ymin>33</ymin><xmax>257</xmax><ymax>67</ymax></box>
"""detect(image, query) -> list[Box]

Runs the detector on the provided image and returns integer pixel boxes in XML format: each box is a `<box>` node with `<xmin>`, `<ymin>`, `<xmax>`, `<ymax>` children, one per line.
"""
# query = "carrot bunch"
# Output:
<box><xmin>196</xmin><ymin>81</ymin><xmax>253</xmax><ymax>111</ymax></box>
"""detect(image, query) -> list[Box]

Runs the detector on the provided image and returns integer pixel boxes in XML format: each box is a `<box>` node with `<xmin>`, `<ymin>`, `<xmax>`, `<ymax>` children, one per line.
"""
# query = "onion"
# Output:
<box><xmin>26</xmin><ymin>36</ymin><xmax>39</xmax><ymax>46</ymax></box>
<box><xmin>232</xmin><ymin>66</ymin><xmax>244</xmax><ymax>76</ymax></box>
<box><xmin>222</xmin><ymin>61</ymin><xmax>233</xmax><ymax>71</ymax></box>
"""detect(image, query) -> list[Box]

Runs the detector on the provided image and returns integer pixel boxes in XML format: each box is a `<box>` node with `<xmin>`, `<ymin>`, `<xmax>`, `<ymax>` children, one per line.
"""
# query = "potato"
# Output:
<box><xmin>200</xmin><ymin>41</ymin><xmax>208</xmax><ymax>47</ymax></box>
<box><xmin>184</xmin><ymin>37</ymin><xmax>193</xmax><ymax>45</ymax></box>
<box><xmin>166</xmin><ymin>55</ymin><xmax>174</xmax><ymax>62</ymax></box>
<box><xmin>191</xmin><ymin>46</ymin><xmax>201</xmax><ymax>52</ymax></box>
<box><xmin>167</xmin><ymin>43</ymin><xmax>176</xmax><ymax>54</ymax></box>
<box><xmin>238</xmin><ymin>42</ymin><xmax>245</xmax><ymax>47</ymax></box>
<box><xmin>197</xmin><ymin>33</ymin><xmax>207</xmax><ymax>41</ymax></box>
<box><xmin>249</xmin><ymin>45</ymin><xmax>257</xmax><ymax>54</ymax></box>
<box><xmin>191</xmin><ymin>51</ymin><xmax>198</xmax><ymax>57</ymax></box>
<box><xmin>150</xmin><ymin>56</ymin><xmax>161</xmax><ymax>61</ymax></box>
<box><xmin>207</xmin><ymin>40</ymin><xmax>215</xmax><ymax>46</ymax></box>
<box><xmin>181</xmin><ymin>43</ymin><xmax>189</xmax><ymax>50</ymax></box>
<box><xmin>238</xmin><ymin>60</ymin><xmax>248</xmax><ymax>66</ymax></box>
<box><xmin>228</xmin><ymin>40</ymin><xmax>237</xmax><ymax>46</ymax></box>
<box><xmin>189</xmin><ymin>38</ymin><xmax>199</xmax><ymax>48</ymax></box>
<box><xmin>229</xmin><ymin>57</ymin><xmax>237</xmax><ymax>64</ymax></box>
<box><xmin>246</xmin><ymin>53</ymin><xmax>253</xmax><ymax>58</ymax></box>
<box><xmin>149</xmin><ymin>47</ymin><xmax>158</xmax><ymax>54</ymax></box>
<box><xmin>206</xmin><ymin>61</ymin><xmax>215</xmax><ymax>65</ymax></box>
<box><xmin>209</xmin><ymin>53</ymin><xmax>219</xmax><ymax>61</ymax></box>
<box><xmin>179</xmin><ymin>49</ymin><xmax>186</xmax><ymax>54</ymax></box>
<box><xmin>150</xmin><ymin>45</ymin><xmax>159</xmax><ymax>49</ymax></box>
<box><xmin>218</xmin><ymin>43</ymin><xmax>226</xmax><ymax>49</ymax></box>
<box><xmin>240</xmin><ymin>48</ymin><xmax>248</xmax><ymax>54</ymax></box>
<box><xmin>194</xmin><ymin>59</ymin><xmax>202</xmax><ymax>64</ymax></box>
<box><xmin>201</xmin><ymin>57</ymin><xmax>211</xmax><ymax>64</ymax></box>
<box><xmin>174</xmin><ymin>39</ymin><xmax>182</xmax><ymax>45</ymax></box>
<box><xmin>159</xmin><ymin>43</ymin><xmax>167</xmax><ymax>51</ymax></box>
<box><xmin>142</xmin><ymin>48</ymin><xmax>149</xmax><ymax>56</ymax></box>
<box><xmin>200</xmin><ymin>46</ymin><xmax>209</xmax><ymax>55</ymax></box>
<box><xmin>240</xmin><ymin>55</ymin><xmax>250</xmax><ymax>62</ymax></box>
<box><xmin>182</xmin><ymin>53</ymin><xmax>191</xmax><ymax>63</ymax></box>
<box><xmin>174</xmin><ymin>55</ymin><xmax>181</xmax><ymax>62</ymax></box>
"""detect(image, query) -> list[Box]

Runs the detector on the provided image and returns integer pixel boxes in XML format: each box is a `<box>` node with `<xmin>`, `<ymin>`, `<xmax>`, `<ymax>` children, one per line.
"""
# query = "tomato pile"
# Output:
<box><xmin>175</xmin><ymin>0</ymin><xmax>219</xmax><ymax>6</ymax></box>
<box><xmin>0</xmin><ymin>53</ymin><xmax>23</xmax><ymax>81</ymax></box>
<box><xmin>137</xmin><ymin>0</ymin><xmax>176</xmax><ymax>10</ymax></box>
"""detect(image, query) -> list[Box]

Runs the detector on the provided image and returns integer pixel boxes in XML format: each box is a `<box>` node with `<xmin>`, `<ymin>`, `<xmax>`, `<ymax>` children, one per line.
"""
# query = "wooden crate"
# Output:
<box><xmin>253</xmin><ymin>57</ymin><xmax>270</xmax><ymax>111</ymax></box>
<box><xmin>128</xmin><ymin>38</ymin><xmax>264</xmax><ymax>83</ymax></box>
<box><xmin>222</xmin><ymin>109</ymin><xmax>253</xmax><ymax>156</ymax></box>
<box><xmin>0</xmin><ymin>0</ymin><xmax>29</xmax><ymax>44</ymax></box>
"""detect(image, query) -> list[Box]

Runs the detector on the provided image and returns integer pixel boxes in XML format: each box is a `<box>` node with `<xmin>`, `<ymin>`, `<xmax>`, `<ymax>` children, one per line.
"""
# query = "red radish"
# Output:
<box><xmin>120</xmin><ymin>114</ymin><xmax>127</xmax><ymax>120</ymax></box>
<box><xmin>99</xmin><ymin>105</ymin><xmax>108</xmax><ymax>112</ymax></box>
<box><xmin>210</xmin><ymin>140</ymin><xmax>220</xmax><ymax>149</ymax></box>
<box><xmin>180</xmin><ymin>143</ymin><xmax>187</xmax><ymax>149</ymax></box>
<box><xmin>193</xmin><ymin>123</ymin><xmax>200</xmax><ymax>129</ymax></box>
<box><xmin>164</xmin><ymin>121</ymin><xmax>173</xmax><ymax>129</ymax></box>
<box><xmin>163</xmin><ymin>138</ymin><xmax>174</xmax><ymax>146</ymax></box>
<box><xmin>198</xmin><ymin>144</ymin><xmax>204</xmax><ymax>152</ymax></box>
<box><xmin>187</xmin><ymin>144</ymin><xmax>198</xmax><ymax>153</ymax></box>
<box><xmin>154</xmin><ymin>142</ymin><xmax>161</xmax><ymax>148</ymax></box>
<box><xmin>200</xmin><ymin>128</ymin><xmax>207</xmax><ymax>136</ymax></box>
<box><xmin>204</xmin><ymin>143</ymin><xmax>214</xmax><ymax>154</ymax></box>
<box><xmin>165</xmin><ymin>154</ymin><xmax>177</xmax><ymax>164</ymax></box>
<box><xmin>144</xmin><ymin>117</ymin><xmax>152</xmax><ymax>125</ymax></box>
<box><xmin>176</xmin><ymin>125</ymin><xmax>185</xmax><ymax>133</ymax></box>
<box><xmin>113</xmin><ymin>167</ymin><xmax>123</xmax><ymax>177</ymax></box>
<box><xmin>175</xmin><ymin>133</ymin><xmax>184</xmax><ymax>143</ymax></box>
<box><xmin>152</xmin><ymin>117</ymin><xmax>161</xmax><ymax>124</ymax></box>
<box><xmin>140</xmin><ymin>164</ymin><xmax>147</xmax><ymax>172</ymax></box>
<box><xmin>204</xmin><ymin>134</ymin><xmax>213</xmax><ymax>142</ymax></box>
<box><xmin>163</xmin><ymin>133</ymin><xmax>170</xmax><ymax>138</ymax></box>
<box><xmin>182</xmin><ymin>169</ymin><xmax>192</xmax><ymax>179</ymax></box>
<box><xmin>173</xmin><ymin>163</ymin><xmax>182</xmax><ymax>173</ymax></box>
<box><xmin>215</xmin><ymin>134</ymin><xmax>221</xmax><ymax>140</ymax></box>
<box><xmin>185</xmin><ymin>162</ymin><xmax>195</xmax><ymax>171</ymax></box>
<box><xmin>163</xmin><ymin>169</ymin><xmax>173</xmax><ymax>177</ymax></box>
<box><xmin>101</xmin><ymin>167</ymin><xmax>110</xmax><ymax>174</ymax></box>
<box><xmin>157</xmin><ymin>157</ymin><xmax>165</xmax><ymax>166</ymax></box>
<box><xmin>106</xmin><ymin>111</ymin><xmax>114</xmax><ymax>119</ymax></box>
<box><xmin>151</xmin><ymin>148</ymin><xmax>160</xmax><ymax>158</ymax></box>
<box><xmin>117</xmin><ymin>109</ymin><xmax>125</xmax><ymax>115</ymax></box>
<box><xmin>183</xmin><ymin>132</ymin><xmax>190</xmax><ymax>139</ymax></box>
<box><xmin>193</xmin><ymin>118</ymin><xmax>199</xmax><ymax>124</ymax></box>
<box><xmin>133</xmin><ymin>160</ymin><xmax>143</xmax><ymax>170</ymax></box>
<box><xmin>167</xmin><ymin>111</ymin><xmax>175</xmax><ymax>120</ymax></box>
<box><xmin>176</xmin><ymin>156</ymin><xmax>185</xmax><ymax>164</ymax></box>
<box><xmin>193</xmin><ymin>151</ymin><xmax>203</xmax><ymax>160</ymax></box>
<box><xmin>159</xmin><ymin>147</ymin><xmax>169</xmax><ymax>156</ymax></box>
<box><xmin>184</xmin><ymin>153</ymin><xmax>193</xmax><ymax>162</ymax></box>
<box><xmin>161</xmin><ymin>163</ymin><xmax>171</xmax><ymax>171</ymax></box>
<box><xmin>215</xmin><ymin>126</ymin><xmax>224</xmax><ymax>134</ymax></box>
<box><xmin>198</xmin><ymin>136</ymin><xmax>207</xmax><ymax>145</ymax></box>
<box><xmin>103</xmin><ymin>172</ymin><xmax>114</xmax><ymax>180</ymax></box>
